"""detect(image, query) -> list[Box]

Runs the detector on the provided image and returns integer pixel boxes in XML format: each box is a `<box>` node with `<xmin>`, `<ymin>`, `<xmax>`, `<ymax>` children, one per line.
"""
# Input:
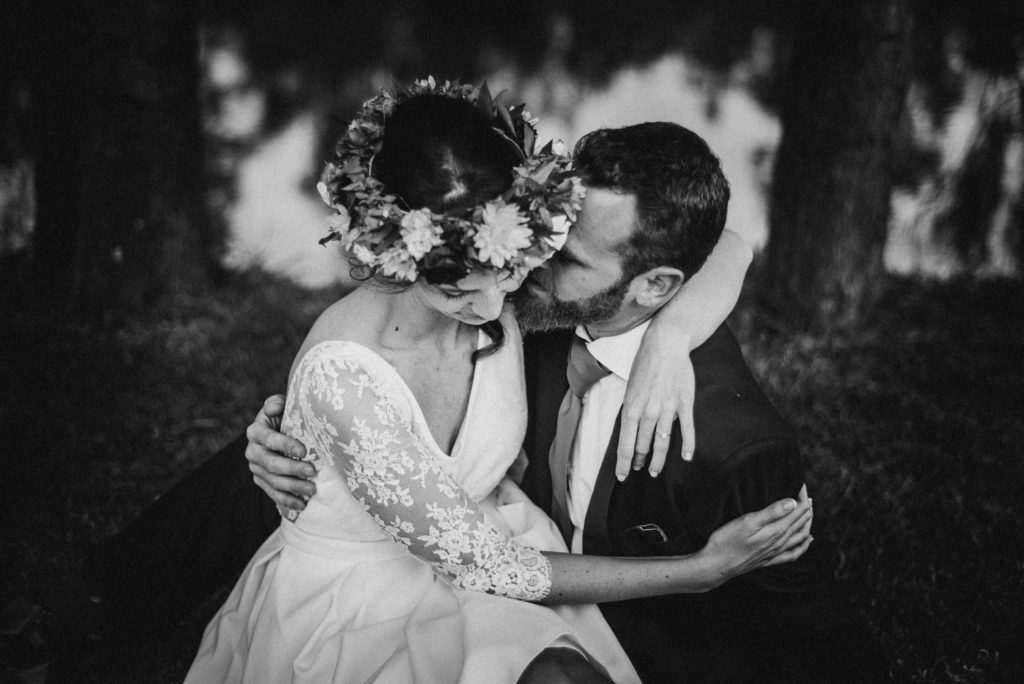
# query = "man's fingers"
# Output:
<box><xmin>246</xmin><ymin>421</ymin><xmax>308</xmax><ymax>463</ymax></box>
<box><xmin>647</xmin><ymin>415</ymin><xmax>674</xmax><ymax>477</ymax></box>
<box><xmin>615</xmin><ymin>415</ymin><xmax>641</xmax><ymax>481</ymax></box>
<box><xmin>262</xmin><ymin>394</ymin><xmax>287</xmax><ymax>420</ymax></box>
<box><xmin>250</xmin><ymin>463</ymin><xmax>317</xmax><ymax>499</ymax></box>
<box><xmin>252</xmin><ymin>474</ymin><xmax>306</xmax><ymax>511</ymax></box>
<box><xmin>246</xmin><ymin>443</ymin><xmax>315</xmax><ymax>480</ymax></box>
<box><xmin>679</xmin><ymin>401</ymin><xmax>696</xmax><ymax>462</ymax></box>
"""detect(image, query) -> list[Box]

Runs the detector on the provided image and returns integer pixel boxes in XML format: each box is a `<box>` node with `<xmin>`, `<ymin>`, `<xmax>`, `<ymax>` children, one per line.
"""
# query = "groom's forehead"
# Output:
<box><xmin>571</xmin><ymin>186</ymin><xmax>637</xmax><ymax>257</ymax></box>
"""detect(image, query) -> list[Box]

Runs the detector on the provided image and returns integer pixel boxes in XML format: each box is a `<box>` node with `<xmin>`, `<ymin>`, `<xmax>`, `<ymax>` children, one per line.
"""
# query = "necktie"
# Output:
<box><xmin>549</xmin><ymin>336</ymin><xmax>612</xmax><ymax>544</ymax></box>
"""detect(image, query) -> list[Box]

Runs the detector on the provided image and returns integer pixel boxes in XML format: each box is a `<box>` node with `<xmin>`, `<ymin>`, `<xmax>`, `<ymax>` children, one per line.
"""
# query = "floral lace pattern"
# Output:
<box><xmin>289</xmin><ymin>341</ymin><xmax>551</xmax><ymax>602</ymax></box>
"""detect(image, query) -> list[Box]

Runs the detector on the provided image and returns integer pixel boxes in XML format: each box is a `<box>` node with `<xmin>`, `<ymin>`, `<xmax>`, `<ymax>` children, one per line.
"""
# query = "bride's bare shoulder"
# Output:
<box><xmin>296</xmin><ymin>287</ymin><xmax>385</xmax><ymax>359</ymax></box>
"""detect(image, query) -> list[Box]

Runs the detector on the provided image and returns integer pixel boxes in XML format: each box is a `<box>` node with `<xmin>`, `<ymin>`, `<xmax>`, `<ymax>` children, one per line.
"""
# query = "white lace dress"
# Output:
<box><xmin>185</xmin><ymin>313</ymin><xmax>639</xmax><ymax>683</ymax></box>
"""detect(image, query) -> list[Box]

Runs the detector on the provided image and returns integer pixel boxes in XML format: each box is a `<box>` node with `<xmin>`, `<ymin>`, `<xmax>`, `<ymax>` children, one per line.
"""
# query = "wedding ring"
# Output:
<box><xmin>657</xmin><ymin>432</ymin><xmax>670</xmax><ymax>439</ymax></box>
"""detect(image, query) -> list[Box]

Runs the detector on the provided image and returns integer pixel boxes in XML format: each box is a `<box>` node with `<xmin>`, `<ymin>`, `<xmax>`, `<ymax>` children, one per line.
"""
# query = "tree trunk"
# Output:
<box><xmin>27</xmin><ymin>0</ymin><xmax>211</xmax><ymax>322</ymax></box>
<box><xmin>762</xmin><ymin>0</ymin><xmax>911</xmax><ymax>330</ymax></box>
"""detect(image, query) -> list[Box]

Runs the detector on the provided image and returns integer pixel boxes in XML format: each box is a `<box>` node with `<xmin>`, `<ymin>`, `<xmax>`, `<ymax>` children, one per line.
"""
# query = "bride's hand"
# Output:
<box><xmin>698</xmin><ymin>485</ymin><xmax>813</xmax><ymax>589</ymax></box>
<box><xmin>618</xmin><ymin>328</ymin><xmax>697</xmax><ymax>481</ymax></box>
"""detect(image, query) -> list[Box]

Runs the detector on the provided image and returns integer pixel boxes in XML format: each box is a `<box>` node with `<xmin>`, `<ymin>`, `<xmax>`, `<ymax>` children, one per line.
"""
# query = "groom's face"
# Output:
<box><xmin>514</xmin><ymin>187</ymin><xmax>637</xmax><ymax>332</ymax></box>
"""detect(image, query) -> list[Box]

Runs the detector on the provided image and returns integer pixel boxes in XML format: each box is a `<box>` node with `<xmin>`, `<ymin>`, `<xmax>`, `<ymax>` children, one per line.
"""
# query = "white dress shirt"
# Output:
<box><xmin>564</xmin><ymin>321</ymin><xmax>650</xmax><ymax>554</ymax></box>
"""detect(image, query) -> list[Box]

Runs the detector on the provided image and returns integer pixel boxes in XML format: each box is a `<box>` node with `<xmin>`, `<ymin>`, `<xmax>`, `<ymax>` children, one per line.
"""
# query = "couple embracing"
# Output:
<box><xmin>91</xmin><ymin>79</ymin><xmax>880</xmax><ymax>683</ymax></box>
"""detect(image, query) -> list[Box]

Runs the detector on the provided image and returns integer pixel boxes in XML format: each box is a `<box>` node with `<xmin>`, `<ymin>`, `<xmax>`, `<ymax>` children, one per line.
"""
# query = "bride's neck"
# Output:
<box><xmin>374</xmin><ymin>284</ymin><xmax>466</xmax><ymax>351</ymax></box>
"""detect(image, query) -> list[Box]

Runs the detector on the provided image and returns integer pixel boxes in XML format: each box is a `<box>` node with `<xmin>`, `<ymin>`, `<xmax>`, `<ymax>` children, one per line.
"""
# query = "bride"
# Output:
<box><xmin>186</xmin><ymin>80</ymin><xmax>811</xmax><ymax>683</ymax></box>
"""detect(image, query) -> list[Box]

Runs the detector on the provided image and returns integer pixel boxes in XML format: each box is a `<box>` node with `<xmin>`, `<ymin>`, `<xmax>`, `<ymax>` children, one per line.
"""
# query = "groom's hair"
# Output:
<box><xmin>574</xmin><ymin>123</ymin><xmax>729</xmax><ymax>282</ymax></box>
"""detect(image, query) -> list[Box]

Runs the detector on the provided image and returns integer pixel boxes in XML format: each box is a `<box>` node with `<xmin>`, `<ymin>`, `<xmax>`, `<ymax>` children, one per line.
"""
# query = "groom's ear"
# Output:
<box><xmin>629</xmin><ymin>267</ymin><xmax>685</xmax><ymax>308</ymax></box>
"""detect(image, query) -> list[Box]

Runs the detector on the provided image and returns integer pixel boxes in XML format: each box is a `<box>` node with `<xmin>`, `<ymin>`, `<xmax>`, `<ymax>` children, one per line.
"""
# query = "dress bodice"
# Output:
<box><xmin>279</xmin><ymin>308</ymin><xmax>547</xmax><ymax>600</ymax></box>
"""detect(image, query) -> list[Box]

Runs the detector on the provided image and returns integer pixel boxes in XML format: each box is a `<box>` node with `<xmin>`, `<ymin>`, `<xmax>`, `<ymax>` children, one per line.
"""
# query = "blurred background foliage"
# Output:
<box><xmin>1</xmin><ymin>0</ymin><xmax>1022</xmax><ymax>324</ymax></box>
<box><xmin>1</xmin><ymin>0</ymin><xmax>1023</xmax><ymax>681</ymax></box>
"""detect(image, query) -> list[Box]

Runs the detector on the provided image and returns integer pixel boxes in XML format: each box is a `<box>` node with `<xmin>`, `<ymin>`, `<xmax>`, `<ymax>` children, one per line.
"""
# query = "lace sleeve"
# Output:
<box><xmin>293</xmin><ymin>344</ymin><xmax>552</xmax><ymax>602</ymax></box>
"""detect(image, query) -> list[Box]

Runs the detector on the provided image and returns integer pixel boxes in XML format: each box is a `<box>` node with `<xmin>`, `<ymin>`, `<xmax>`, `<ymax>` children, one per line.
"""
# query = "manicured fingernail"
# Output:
<box><xmin>683</xmin><ymin>451</ymin><xmax>693</xmax><ymax>461</ymax></box>
<box><xmin>632</xmin><ymin>463</ymin><xmax>643</xmax><ymax>471</ymax></box>
<box><xmin>784</xmin><ymin>499</ymin><xmax>797</xmax><ymax>511</ymax></box>
<box><xmin>616</xmin><ymin>471</ymin><xmax>626</xmax><ymax>482</ymax></box>
<box><xmin>649</xmin><ymin>469</ymin><xmax>660</xmax><ymax>478</ymax></box>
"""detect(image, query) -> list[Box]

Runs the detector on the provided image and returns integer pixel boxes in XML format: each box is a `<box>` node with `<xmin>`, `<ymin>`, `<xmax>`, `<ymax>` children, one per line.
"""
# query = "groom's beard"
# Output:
<box><xmin>512</xmin><ymin>276</ymin><xmax>629</xmax><ymax>333</ymax></box>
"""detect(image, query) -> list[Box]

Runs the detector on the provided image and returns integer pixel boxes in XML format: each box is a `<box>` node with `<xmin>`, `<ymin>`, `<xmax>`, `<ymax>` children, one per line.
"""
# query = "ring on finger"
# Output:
<box><xmin>656</xmin><ymin>432</ymin><xmax>670</xmax><ymax>439</ymax></box>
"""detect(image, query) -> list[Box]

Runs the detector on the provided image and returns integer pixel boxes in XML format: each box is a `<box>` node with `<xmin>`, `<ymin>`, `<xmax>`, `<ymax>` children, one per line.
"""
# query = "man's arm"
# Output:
<box><xmin>245</xmin><ymin>395</ymin><xmax>316</xmax><ymax>514</ymax></box>
<box><xmin>620</xmin><ymin>229</ymin><xmax>752</xmax><ymax>479</ymax></box>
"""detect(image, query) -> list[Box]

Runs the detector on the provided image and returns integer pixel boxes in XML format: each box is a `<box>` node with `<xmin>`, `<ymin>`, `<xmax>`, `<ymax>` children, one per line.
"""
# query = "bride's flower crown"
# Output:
<box><xmin>317</xmin><ymin>76</ymin><xmax>585</xmax><ymax>283</ymax></box>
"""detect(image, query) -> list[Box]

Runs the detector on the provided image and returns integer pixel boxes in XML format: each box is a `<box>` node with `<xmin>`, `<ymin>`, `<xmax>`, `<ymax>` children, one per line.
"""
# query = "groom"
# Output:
<box><xmin>245</xmin><ymin>123</ymin><xmax>884</xmax><ymax>682</ymax></box>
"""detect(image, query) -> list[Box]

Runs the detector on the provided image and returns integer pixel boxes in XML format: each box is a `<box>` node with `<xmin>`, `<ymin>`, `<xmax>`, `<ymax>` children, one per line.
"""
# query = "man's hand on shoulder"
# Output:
<box><xmin>246</xmin><ymin>394</ymin><xmax>316</xmax><ymax>515</ymax></box>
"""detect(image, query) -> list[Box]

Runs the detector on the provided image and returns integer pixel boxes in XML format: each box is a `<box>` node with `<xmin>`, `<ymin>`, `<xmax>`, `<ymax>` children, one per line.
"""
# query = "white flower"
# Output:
<box><xmin>474</xmin><ymin>202</ymin><xmax>532</xmax><ymax>268</ymax></box>
<box><xmin>521</xmin><ymin>110</ymin><xmax>540</xmax><ymax>127</ymax></box>
<box><xmin>350</xmin><ymin>243</ymin><xmax>377</xmax><ymax>266</ymax></box>
<box><xmin>547</xmin><ymin>215</ymin><xmax>571</xmax><ymax>251</ymax></box>
<box><xmin>400</xmin><ymin>209</ymin><xmax>443</xmax><ymax>259</ymax></box>
<box><xmin>316</xmin><ymin>181</ymin><xmax>332</xmax><ymax>205</ymax></box>
<box><xmin>552</xmin><ymin>140</ymin><xmax>567</xmax><ymax>156</ymax></box>
<box><xmin>379</xmin><ymin>246</ymin><xmax>418</xmax><ymax>281</ymax></box>
<box><xmin>327</xmin><ymin>209</ymin><xmax>351</xmax><ymax>234</ymax></box>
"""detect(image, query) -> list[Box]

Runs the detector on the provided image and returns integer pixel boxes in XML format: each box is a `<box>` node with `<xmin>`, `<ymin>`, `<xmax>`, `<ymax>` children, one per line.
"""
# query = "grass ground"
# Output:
<box><xmin>1</xmin><ymin>269</ymin><xmax>1022</xmax><ymax>682</ymax></box>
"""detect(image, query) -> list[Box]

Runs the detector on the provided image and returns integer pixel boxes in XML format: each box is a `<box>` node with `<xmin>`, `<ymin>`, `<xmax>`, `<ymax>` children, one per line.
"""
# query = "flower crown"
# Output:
<box><xmin>316</xmin><ymin>76</ymin><xmax>585</xmax><ymax>283</ymax></box>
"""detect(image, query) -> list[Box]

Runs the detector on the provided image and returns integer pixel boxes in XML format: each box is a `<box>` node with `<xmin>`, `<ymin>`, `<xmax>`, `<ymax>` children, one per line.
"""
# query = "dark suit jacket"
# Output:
<box><xmin>520</xmin><ymin>324</ymin><xmax>882</xmax><ymax>683</ymax></box>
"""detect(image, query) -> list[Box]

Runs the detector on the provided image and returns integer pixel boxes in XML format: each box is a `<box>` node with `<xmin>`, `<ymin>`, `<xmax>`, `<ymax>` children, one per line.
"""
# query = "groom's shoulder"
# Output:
<box><xmin>690</xmin><ymin>325</ymin><xmax>796</xmax><ymax>467</ymax></box>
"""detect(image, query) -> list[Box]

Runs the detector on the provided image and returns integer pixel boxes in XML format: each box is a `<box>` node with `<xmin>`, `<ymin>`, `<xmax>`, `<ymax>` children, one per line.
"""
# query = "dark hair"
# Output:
<box><xmin>361</xmin><ymin>93</ymin><xmax>521</xmax><ymax>359</ymax></box>
<box><xmin>573</xmin><ymin>122</ymin><xmax>730</xmax><ymax>283</ymax></box>
<box><xmin>372</xmin><ymin>94</ymin><xmax>522</xmax><ymax>216</ymax></box>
